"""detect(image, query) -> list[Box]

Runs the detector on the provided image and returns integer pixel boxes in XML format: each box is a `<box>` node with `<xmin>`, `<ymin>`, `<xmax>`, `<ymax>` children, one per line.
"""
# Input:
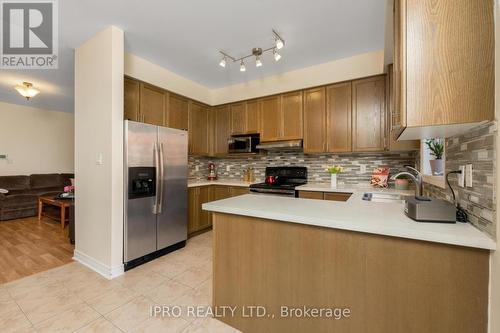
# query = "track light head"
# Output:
<box><xmin>275</xmin><ymin>38</ymin><xmax>284</xmax><ymax>50</ymax></box>
<box><xmin>256</xmin><ymin>56</ymin><xmax>263</xmax><ymax>67</ymax></box>
<box><xmin>273</xmin><ymin>49</ymin><xmax>281</xmax><ymax>62</ymax></box>
<box><xmin>219</xmin><ymin>57</ymin><xmax>226</xmax><ymax>68</ymax></box>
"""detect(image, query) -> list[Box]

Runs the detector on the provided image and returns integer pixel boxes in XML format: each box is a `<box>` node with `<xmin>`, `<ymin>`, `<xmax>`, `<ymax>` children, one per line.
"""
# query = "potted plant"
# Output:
<box><xmin>326</xmin><ymin>165</ymin><xmax>344</xmax><ymax>189</ymax></box>
<box><xmin>425</xmin><ymin>138</ymin><xmax>445</xmax><ymax>176</ymax></box>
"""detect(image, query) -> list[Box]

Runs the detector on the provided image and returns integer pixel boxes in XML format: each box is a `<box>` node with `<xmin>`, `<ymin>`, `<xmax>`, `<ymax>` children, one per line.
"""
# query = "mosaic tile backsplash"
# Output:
<box><xmin>189</xmin><ymin>151</ymin><xmax>416</xmax><ymax>186</ymax></box>
<box><xmin>423</xmin><ymin>121</ymin><xmax>496</xmax><ymax>238</ymax></box>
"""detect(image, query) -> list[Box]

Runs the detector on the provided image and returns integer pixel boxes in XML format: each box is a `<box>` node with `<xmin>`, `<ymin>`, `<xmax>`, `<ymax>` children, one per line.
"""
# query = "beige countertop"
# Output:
<box><xmin>203</xmin><ymin>192</ymin><xmax>496</xmax><ymax>251</ymax></box>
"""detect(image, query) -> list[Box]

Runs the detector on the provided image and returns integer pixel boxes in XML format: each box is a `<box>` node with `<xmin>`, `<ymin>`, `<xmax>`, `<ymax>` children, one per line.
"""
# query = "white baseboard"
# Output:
<box><xmin>73</xmin><ymin>250</ymin><xmax>124</xmax><ymax>280</ymax></box>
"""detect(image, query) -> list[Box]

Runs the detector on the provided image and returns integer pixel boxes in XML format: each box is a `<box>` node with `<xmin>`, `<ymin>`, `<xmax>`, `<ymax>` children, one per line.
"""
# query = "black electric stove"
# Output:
<box><xmin>250</xmin><ymin>166</ymin><xmax>307</xmax><ymax>197</ymax></box>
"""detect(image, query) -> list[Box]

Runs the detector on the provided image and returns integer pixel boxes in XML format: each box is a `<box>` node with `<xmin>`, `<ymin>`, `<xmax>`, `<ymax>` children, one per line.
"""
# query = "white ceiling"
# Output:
<box><xmin>0</xmin><ymin>0</ymin><xmax>387</xmax><ymax>112</ymax></box>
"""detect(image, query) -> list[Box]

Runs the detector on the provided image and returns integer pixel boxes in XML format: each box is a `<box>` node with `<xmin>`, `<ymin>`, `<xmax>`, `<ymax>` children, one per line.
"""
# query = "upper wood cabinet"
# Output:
<box><xmin>352</xmin><ymin>76</ymin><xmax>386</xmax><ymax>152</ymax></box>
<box><xmin>124</xmin><ymin>78</ymin><xmax>140</xmax><ymax>121</ymax></box>
<box><xmin>260</xmin><ymin>95</ymin><xmax>281</xmax><ymax>142</ymax></box>
<box><xmin>386</xmin><ymin>64</ymin><xmax>419</xmax><ymax>151</ymax></box>
<box><xmin>303</xmin><ymin>87</ymin><xmax>326</xmax><ymax>153</ymax></box>
<box><xmin>260</xmin><ymin>93</ymin><xmax>302</xmax><ymax>142</ymax></box>
<box><xmin>281</xmin><ymin>91</ymin><xmax>303</xmax><ymax>140</ymax></box>
<box><xmin>230</xmin><ymin>103</ymin><xmax>246</xmax><ymax>135</ymax></box>
<box><xmin>213</xmin><ymin>105</ymin><xmax>231</xmax><ymax>156</ymax></box>
<box><xmin>326</xmin><ymin>82</ymin><xmax>352</xmax><ymax>153</ymax></box>
<box><xmin>167</xmin><ymin>94</ymin><xmax>189</xmax><ymax>131</ymax></box>
<box><xmin>394</xmin><ymin>0</ymin><xmax>494</xmax><ymax>138</ymax></box>
<box><xmin>189</xmin><ymin>102</ymin><xmax>210</xmax><ymax>156</ymax></box>
<box><xmin>229</xmin><ymin>100</ymin><xmax>261</xmax><ymax>136</ymax></box>
<box><xmin>245</xmin><ymin>99</ymin><xmax>261</xmax><ymax>134</ymax></box>
<box><xmin>140</xmin><ymin>83</ymin><xmax>165</xmax><ymax>126</ymax></box>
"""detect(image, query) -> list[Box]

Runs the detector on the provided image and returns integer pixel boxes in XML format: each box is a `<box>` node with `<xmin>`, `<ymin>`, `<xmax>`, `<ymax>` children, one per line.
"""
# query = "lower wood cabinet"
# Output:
<box><xmin>298</xmin><ymin>191</ymin><xmax>352</xmax><ymax>201</ymax></box>
<box><xmin>188</xmin><ymin>186</ymin><xmax>212</xmax><ymax>235</ymax></box>
<box><xmin>188</xmin><ymin>185</ymin><xmax>250</xmax><ymax>236</ymax></box>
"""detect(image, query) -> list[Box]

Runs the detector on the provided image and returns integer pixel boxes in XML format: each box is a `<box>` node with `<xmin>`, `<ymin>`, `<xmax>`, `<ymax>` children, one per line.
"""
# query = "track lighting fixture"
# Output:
<box><xmin>218</xmin><ymin>29</ymin><xmax>285</xmax><ymax>72</ymax></box>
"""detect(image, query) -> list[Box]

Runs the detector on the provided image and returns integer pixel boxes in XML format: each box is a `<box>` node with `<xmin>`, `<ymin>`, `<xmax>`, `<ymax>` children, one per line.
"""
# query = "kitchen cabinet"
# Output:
<box><xmin>260</xmin><ymin>95</ymin><xmax>281</xmax><ymax>142</ymax></box>
<box><xmin>298</xmin><ymin>191</ymin><xmax>323</xmax><ymax>200</ymax></box>
<box><xmin>230</xmin><ymin>187</ymin><xmax>249</xmax><ymax>196</ymax></box>
<box><xmin>394</xmin><ymin>0</ymin><xmax>494</xmax><ymax>139</ymax></box>
<box><xmin>260</xmin><ymin>93</ymin><xmax>303</xmax><ymax>142</ymax></box>
<box><xmin>212</xmin><ymin>185</ymin><xmax>232</xmax><ymax>201</ymax></box>
<box><xmin>245</xmin><ymin>99</ymin><xmax>261</xmax><ymax>134</ymax></box>
<box><xmin>323</xmin><ymin>192</ymin><xmax>351</xmax><ymax>202</ymax></box>
<box><xmin>140</xmin><ymin>83</ymin><xmax>165</xmax><ymax>126</ymax></box>
<box><xmin>188</xmin><ymin>186</ymin><xmax>212</xmax><ymax>235</ymax></box>
<box><xmin>303</xmin><ymin>87</ymin><xmax>326</xmax><ymax>153</ymax></box>
<box><xmin>188</xmin><ymin>185</ymin><xmax>250</xmax><ymax>236</ymax></box>
<box><xmin>230</xmin><ymin>102</ymin><xmax>246</xmax><ymax>135</ymax></box>
<box><xmin>124</xmin><ymin>78</ymin><xmax>140</xmax><ymax>121</ymax></box>
<box><xmin>386</xmin><ymin>64</ymin><xmax>419</xmax><ymax>151</ymax></box>
<box><xmin>352</xmin><ymin>76</ymin><xmax>385</xmax><ymax>152</ymax></box>
<box><xmin>280</xmin><ymin>91</ymin><xmax>303</xmax><ymax>140</ymax></box>
<box><xmin>213</xmin><ymin>105</ymin><xmax>231</xmax><ymax>156</ymax></box>
<box><xmin>298</xmin><ymin>191</ymin><xmax>352</xmax><ymax>201</ymax></box>
<box><xmin>229</xmin><ymin>100</ymin><xmax>261</xmax><ymax>136</ymax></box>
<box><xmin>326</xmin><ymin>82</ymin><xmax>352</xmax><ymax>153</ymax></box>
<box><xmin>167</xmin><ymin>93</ymin><xmax>189</xmax><ymax>131</ymax></box>
<box><xmin>189</xmin><ymin>102</ymin><xmax>211</xmax><ymax>155</ymax></box>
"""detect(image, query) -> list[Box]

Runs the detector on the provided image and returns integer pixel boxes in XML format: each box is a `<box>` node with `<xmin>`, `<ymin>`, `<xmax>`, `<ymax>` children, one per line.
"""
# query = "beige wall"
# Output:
<box><xmin>490</xmin><ymin>1</ymin><xmax>500</xmax><ymax>332</ymax></box>
<box><xmin>125</xmin><ymin>50</ymin><xmax>385</xmax><ymax>106</ymax></box>
<box><xmin>74</xmin><ymin>26</ymin><xmax>124</xmax><ymax>278</ymax></box>
<box><xmin>0</xmin><ymin>101</ymin><xmax>74</xmax><ymax>176</ymax></box>
<box><xmin>125</xmin><ymin>53</ymin><xmax>213</xmax><ymax>105</ymax></box>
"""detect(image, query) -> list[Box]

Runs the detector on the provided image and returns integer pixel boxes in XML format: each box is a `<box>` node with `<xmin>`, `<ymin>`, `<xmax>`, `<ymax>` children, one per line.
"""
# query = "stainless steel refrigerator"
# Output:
<box><xmin>124</xmin><ymin>120</ymin><xmax>188</xmax><ymax>270</ymax></box>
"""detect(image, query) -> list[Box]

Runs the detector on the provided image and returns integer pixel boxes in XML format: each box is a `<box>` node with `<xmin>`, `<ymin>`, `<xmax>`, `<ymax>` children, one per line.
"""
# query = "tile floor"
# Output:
<box><xmin>0</xmin><ymin>231</ymin><xmax>241</xmax><ymax>333</ymax></box>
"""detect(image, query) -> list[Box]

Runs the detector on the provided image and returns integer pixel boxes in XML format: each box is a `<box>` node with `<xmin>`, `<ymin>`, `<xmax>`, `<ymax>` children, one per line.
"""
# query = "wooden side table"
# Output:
<box><xmin>38</xmin><ymin>196</ymin><xmax>71</xmax><ymax>230</ymax></box>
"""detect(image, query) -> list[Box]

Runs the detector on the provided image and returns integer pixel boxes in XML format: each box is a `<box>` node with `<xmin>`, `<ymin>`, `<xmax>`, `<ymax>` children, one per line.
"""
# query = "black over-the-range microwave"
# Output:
<box><xmin>228</xmin><ymin>135</ymin><xmax>260</xmax><ymax>153</ymax></box>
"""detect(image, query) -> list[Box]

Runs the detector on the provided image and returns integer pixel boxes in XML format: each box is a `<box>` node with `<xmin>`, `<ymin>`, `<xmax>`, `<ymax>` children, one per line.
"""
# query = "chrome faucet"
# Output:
<box><xmin>391</xmin><ymin>166</ymin><xmax>423</xmax><ymax>197</ymax></box>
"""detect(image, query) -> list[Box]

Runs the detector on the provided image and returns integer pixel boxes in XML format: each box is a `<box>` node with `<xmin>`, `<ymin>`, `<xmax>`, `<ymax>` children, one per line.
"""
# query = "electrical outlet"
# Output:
<box><xmin>465</xmin><ymin>164</ymin><xmax>473</xmax><ymax>187</ymax></box>
<box><xmin>458</xmin><ymin>166</ymin><xmax>465</xmax><ymax>187</ymax></box>
<box><xmin>226</xmin><ymin>165</ymin><xmax>231</xmax><ymax>172</ymax></box>
<box><xmin>195</xmin><ymin>165</ymin><xmax>199</xmax><ymax>172</ymax></box>
<box><xmin>360</xmin><ymin>165</ymin><xmax>366</xmax><ymax>173</ymax></box>
<box><xmin>0</xmin><ymin>154</ymin><xmax>7</xmax><ymax>159</ymax></box>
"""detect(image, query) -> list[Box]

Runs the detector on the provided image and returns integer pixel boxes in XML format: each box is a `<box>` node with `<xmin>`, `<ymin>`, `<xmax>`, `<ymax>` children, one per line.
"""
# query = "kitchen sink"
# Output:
<box><xmin>362</xmin><ymin>192</ymin><xmax>409</xmax><ymax>203</ymax></box>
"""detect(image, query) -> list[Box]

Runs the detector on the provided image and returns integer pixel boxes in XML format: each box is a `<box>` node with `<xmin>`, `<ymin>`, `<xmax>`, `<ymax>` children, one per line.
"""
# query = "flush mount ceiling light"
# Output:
<box><xmin>218</xmin><ymin>29</ymin><xmax>285</xmax><ymax>72</ymax></box>
<box><xmin>14</xmin><ymin>82</ymin><xmax>40</xmax><ymax>100</ymax></box>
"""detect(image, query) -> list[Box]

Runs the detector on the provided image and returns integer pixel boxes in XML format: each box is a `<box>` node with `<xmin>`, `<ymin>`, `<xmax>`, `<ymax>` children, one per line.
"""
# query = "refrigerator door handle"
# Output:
<box><xmin>153</xmin><ymin>142</ymin><xmax>159</xmax><ymax>214</ymax></box>
<box><xmin>158</xmin><ymin>142</ymin><xmax>164</xmax><ymax>214</ymax></box>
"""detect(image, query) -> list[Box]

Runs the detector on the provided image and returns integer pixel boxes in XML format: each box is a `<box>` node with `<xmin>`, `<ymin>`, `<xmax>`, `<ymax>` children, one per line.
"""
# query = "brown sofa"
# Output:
<box><xmin>0</xmin><ymin>173</ymin><xmax>73</xmax><ymax>221</ymax></box>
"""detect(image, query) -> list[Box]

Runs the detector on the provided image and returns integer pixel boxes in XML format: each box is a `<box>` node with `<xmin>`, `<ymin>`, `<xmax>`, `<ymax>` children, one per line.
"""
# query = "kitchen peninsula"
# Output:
<box><xmin>203</xmin><ymin>193</ymin><xmax>495</xmax><ymax>333</ymax></box>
